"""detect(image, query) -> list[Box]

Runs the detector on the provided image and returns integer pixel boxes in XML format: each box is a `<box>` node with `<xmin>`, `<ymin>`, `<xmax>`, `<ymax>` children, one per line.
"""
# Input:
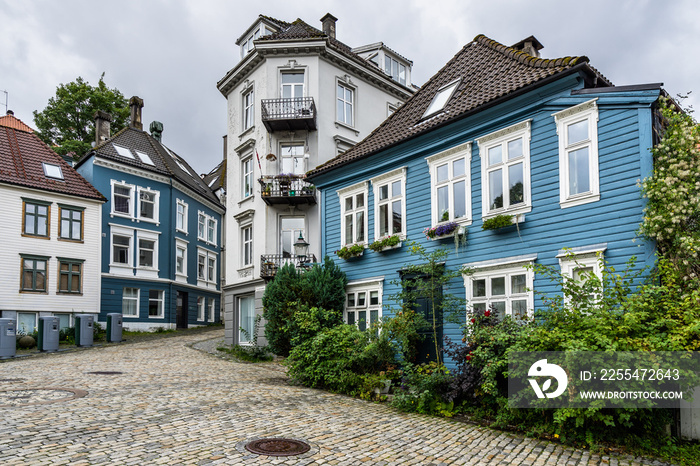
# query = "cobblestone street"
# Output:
<box><xmin>0</xmin><ymin>329</ymin><xmax>672</xmax><ymax>465</ymax></box>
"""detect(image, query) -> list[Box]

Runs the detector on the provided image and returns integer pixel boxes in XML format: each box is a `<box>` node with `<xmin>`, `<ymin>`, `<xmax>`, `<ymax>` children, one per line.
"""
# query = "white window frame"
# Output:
<box><xmin>207</xmin><ymin>217</ymin><xmax>217</xmax><ymax>246</ymax></box>
<box><xmin>345</xmin><ymin>278</ymin><xmax>384</xmax><ymax>331</ymax></box>
<box><xmin>208</xmin><ymin>298</ymin><xmax>216</xmax><ymax>323</ymax></box>
<box><xmin>238</xmin><ymin>295</ymin><xmax>255</xmax><ymax>345</ymax></box>
<box><xmin>422</xmin><ymin>79</ymin><xmax>460</xmax><ymax>119</ymax></box>
<box><xmin>110</xmin><ymin>180</ymin><xmax>135</xmax><ymax>218</ymax></box>
<box><xmin>463</xmin><ymin>255</ymin><xmax>536</xmax><ymax>320</ymax></box>
<box><xmin>337</xmin><ymin>181</ymin><xmax>369</xmax><ymax>248</ymax></box>
<box><xmin>336</xmin><ymin>81</ymin><xmax>354</xmax><ymax>127</ymax></box>
<box><xmin>198</xmin><ymin>212</ymin><xmax>206</xmax><ymax>240</ymax></box>
<box><xmin>197</xmin><ymin>296</ymin><xmax>205</xmax><ymax>321</ymax></box>
<box><xmin>109</xmin><ymin>225</ymin><xmax>134</xmax><ymax>275</ymax></box>
<box><xmin>197</xmin><ymin>247</ymin><xmax>218</xmax><ymax>289</ymax></box>
<box><xmin>197</xmin><ymin>211</ymin><xmax>217</xmax><ymax>246</ymax></box>
<box><xmin>242</xmin><ymin>87</ymin><xmax>255</xmax><ymax>132</ymax></box>
<box><xmin>476</xmin><ymin>120</ymin><xmax>532</xmax><ymax>220</ymax></box>
<box><xmin>553</xmin><ymin>99</ymin><xmax>600</xmax><ymax>209</ymax></box>
<box><xmin>557</xmin><ymin>244</ymin><xmax>606</xmax><ymax>304</ymax></box>
<box><xmin>371</xmin><ymin>167</ymin><xmax>407</xmax><ymax>241</ymax></box>
<box><xmin>122</xmin><ymin>287</ymin><xmax>139</xmax><ymax>318</ymax></box>
<box><xmin>426</xmin><ymin>141</ymin><xmax>472</xmax><ymax>227</ymax></box>
<box><xmin>241</xmin><ymin>224</ymin><xmax>253</xmax><ymax>268</ymax></box>
<box><xmin>137</xmin><ymin>187</ymin><xmax>159</xmax><ymax>224</ymax></box>
<box><xmin>280</xmin><ymin>71</ymin><xmax>305</xmax><ymax>99</ymax></box>
<box><xmin>148</xmin><ymin>289</ymin><xmax>164</xmax><ymax>319</ymax></box>
<box><xmin>175</xmin><ymin>238</ymin><xmax>188</xmax><ymax>281</ymax></box>
<box><xmin>242</xmin><ymin>156</ymin><xmax>254</xmax><ymax>199</ymax></box>
<box><xmin>279</xmin><ymin>142</ymin><xmax>306</xmax><ymax>175</ymax></box>
<box><xmin>176</xmin><ymin>199</ymin><xmax>188</xmax><ymax>234</ymax></box>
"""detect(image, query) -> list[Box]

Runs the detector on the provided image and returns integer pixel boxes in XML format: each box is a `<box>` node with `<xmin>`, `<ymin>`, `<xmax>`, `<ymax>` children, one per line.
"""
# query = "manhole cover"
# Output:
<box><xmin>245</xmin><ymin>438</ymin><xmax>311</xmax><ymax>457</ymax></box>
<box><xmin>0</xmin><ymin>388</ymin><xmax>87</xmax><ymax>407</ymax></box>
<box><xmin>86</xmin><ymin>371</ymin><xmax>123</xmax><ymax>375</ymax></box>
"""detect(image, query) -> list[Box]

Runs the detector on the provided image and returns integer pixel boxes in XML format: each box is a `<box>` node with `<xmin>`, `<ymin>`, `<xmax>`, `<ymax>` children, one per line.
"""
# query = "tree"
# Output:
<box><xmin>33</xmin><ymin>74</ymin><xmax>130</xmax><ymax>159</ymax></box>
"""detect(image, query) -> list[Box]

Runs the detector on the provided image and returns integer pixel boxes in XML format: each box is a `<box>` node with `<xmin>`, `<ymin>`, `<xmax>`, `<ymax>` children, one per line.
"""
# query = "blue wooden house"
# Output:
<box><xmin>75</xmin><ymin>97</ymin><xmax>225</xmax><ymax>330</ymax></box>
<box><xmin>307</xmin><ymin>35</ymin><xmax>662</xmax><ymax>365</ymax></box>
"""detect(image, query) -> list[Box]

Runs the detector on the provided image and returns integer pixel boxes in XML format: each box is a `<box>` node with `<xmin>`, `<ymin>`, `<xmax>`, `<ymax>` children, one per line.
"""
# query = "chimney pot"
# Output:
<box><xmin>150</xmin><ymin>121</ymin><xmax>163</xmax><ymax>142</ymax></box>
<box><xmin>6</xmin><ymin>110</ymin><xmax>14</xmax><ymax>116</ymax></box>
<box><xmin>129</xmin><ymin>96</ymin><xmax>144</xmax><ymax>130</ymax></box>
<box><xmin>320</xmin><ymin>13</ymin><xmax>338</xmax><ymax>40</ymax></box>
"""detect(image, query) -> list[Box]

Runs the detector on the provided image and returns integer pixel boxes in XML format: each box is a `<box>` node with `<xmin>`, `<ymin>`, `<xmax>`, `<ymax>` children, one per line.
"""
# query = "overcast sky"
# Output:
<box><xmin>2</xmin><ymin>0</ymin><xmax>699</xmax><ymax>174</ymax></box>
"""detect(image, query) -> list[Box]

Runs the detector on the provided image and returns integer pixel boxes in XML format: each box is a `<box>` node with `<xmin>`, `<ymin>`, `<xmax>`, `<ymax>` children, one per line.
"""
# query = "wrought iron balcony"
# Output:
<box><xmin>259</xmin><ymin>175</ymin><xmax>317</xmax><ymax>206</ymax></box>
<box><xmin>261</xmin><ymin>97</ymin><xmax>317</xmax><ymax>132</ymax></box>
<box><xmin>260</xmin><ymin>254</ymin><xmax>317</xmax><ymax>280</ymax></box>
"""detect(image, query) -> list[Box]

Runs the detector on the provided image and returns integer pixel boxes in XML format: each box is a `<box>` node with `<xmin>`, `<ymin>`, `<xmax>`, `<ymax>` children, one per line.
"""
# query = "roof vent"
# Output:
<box><xmin>6</xmin><ymin>110</ymin><xmax>14</xmax><ymax>116</ymax></box>
<box><xmin>94</xmin><ymin>110</ymin><xmax>112</xmax><ymax>146</ymax></box>
<box><xmin>511</xmin><ymin>36</ymin><xmax>543</xmax><ymax>58</ymax></box>
<box><xmin>320</xmin><ymin>13</ymin><xmax>337</xmax><ymax>39</ymax></box>
<box><xmin>150</xmin><ymin>121</ymin><xmax>163</xmax><ymax>142</ymax></box>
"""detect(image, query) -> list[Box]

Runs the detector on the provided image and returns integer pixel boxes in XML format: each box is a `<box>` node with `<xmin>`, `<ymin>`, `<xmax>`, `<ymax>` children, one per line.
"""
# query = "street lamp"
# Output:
<box><xmin>293</xmin><ymin>232</ymin><xmax>309</xmax><ymax>264</ymax></box>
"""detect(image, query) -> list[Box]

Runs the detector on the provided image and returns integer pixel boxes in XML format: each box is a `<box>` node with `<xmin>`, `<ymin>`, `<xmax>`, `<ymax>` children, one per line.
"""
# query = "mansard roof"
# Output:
<box><xmin>0</xmin><ymin>113</ymin><xmax>104</xmax><ymax>201</ymax></box>
<box><xmin>309</xmin><ymin>34</ymin><xmax>612</xmax><ymax>178</ymax></box>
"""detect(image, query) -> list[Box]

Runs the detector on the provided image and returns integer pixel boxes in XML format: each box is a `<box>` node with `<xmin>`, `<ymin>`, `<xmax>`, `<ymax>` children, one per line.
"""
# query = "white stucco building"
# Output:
<box><xmin>216</xmin><ymin>13</ymin><xmax>416</xmax><ymax>345</ymax></box>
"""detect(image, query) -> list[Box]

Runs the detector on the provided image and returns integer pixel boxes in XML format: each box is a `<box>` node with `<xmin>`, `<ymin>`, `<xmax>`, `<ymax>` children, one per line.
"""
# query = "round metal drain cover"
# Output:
<box><xmin>245</xmin><ymin>438</ymin><xmax>311</xmax><ymax>457</ymax></box>
<box><xmin>86</xmin><ymin>371</ymin><xmax>123</xmax><ymax>375</ymax></box>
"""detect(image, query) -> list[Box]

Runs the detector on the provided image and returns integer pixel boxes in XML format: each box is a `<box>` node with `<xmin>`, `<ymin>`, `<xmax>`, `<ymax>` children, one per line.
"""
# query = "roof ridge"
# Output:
<box><xmin>473</xmin><ymin>34</ymin><xmax>589</xmax><ymax>68</ymax></box>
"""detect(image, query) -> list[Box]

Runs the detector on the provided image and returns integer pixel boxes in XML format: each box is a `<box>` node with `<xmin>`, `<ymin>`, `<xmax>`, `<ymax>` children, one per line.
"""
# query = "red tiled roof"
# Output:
<box><xmin>0</xmin><ymin>115</ymin><xmax>105</xmax><ymax>201</ymax></box>
<box><xmin>308</xmin><ymin>34</ymin><xmax>612</xmax><ymax>178</ymax></box>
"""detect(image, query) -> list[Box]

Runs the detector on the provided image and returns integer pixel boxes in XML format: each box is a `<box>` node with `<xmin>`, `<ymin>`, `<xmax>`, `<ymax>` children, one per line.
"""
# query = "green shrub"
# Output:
<box><xmin>288</xmin><ymin>303</ymin><xmax>343</xmax><ymax>348</ymax></box>
<box><xmin>391</xmin><ymin>362</ymin><xmax>457</xmax><ymax>417</ymax></box>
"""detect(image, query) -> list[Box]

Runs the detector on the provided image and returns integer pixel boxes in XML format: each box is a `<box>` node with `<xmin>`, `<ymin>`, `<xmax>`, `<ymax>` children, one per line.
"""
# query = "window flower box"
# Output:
<box><xmin>369</xmin><ymin>235</ymin><xmax>402</xmax><ymax>252</ymax></box>
<box><xmin>482</xmin><ymin>213</ymin><xmax>525</xmax><ymax>231</ymax></box>
<box><xmin>336</xmin><ymin>243</ymin><xmax>364</xmax><ymax>260</ymax></box>
<box><xmin>423</xmin><ymin>222</ymin><xmax>463</xmax><ymax>240</ymax></box>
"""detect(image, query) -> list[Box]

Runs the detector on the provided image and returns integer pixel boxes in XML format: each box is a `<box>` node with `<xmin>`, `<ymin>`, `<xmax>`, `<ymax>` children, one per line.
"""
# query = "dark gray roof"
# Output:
<box><xmin>308</xmin><ymin>34</ymin><xmax>612</xmax><ymax>179</ymax></box>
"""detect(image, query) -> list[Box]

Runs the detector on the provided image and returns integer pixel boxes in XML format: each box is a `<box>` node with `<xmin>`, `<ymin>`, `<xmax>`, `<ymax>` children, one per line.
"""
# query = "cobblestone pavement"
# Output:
<box><xmin>0</xmin><ymin>329</ymin><xmax>673</xmax><ymax>465</ymax></box>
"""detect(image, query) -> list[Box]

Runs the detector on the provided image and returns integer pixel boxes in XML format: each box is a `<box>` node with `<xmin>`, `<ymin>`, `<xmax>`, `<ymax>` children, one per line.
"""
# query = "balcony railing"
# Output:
<box><xmin>261</xmin><ymin>97</ymin><xmax>317</xmax><ymax>132</ymax></box>
<box><xmin>259</xmin><ymin>175</ymin><xmax>317</xmax><ymax>206</ymax></box>
<box><xmin>260</xmin><ymin>254</ymin><xmax>317</xmax><ymax>280</ymax></box>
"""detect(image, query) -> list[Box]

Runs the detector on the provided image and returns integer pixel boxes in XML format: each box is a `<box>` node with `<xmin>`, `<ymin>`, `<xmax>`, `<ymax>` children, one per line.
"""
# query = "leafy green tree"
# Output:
<box><xmin>33</xmin><ymin>74</ymin><xmax>129</xmax><ymax>158</ymax></box>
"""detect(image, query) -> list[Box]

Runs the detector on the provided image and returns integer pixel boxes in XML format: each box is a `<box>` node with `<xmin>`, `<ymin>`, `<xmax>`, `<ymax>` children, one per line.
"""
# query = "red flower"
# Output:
<box><xmin>470</xmin><ymin>317</ymin><xmax>475</xmax><ymax>323</ymax></box>
<box><xmin>484</xmin><ymin>310</ymin><xmax>491</xmax><ymax>317</ymax></box>
<box><xmin>466</xmin><ymin>355</ymin><xmax>471</xmax><ymax>361</ymax></box>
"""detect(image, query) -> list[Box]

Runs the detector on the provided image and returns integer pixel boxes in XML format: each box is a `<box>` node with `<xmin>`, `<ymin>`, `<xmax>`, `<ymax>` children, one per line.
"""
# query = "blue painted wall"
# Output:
<box><xmin>313</xmin><ymin>79</ymin><xmax>660</xmax><ymax>367</ymax></box>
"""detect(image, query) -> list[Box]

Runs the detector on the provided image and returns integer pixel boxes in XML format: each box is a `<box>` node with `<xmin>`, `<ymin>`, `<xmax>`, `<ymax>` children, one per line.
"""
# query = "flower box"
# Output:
<box><xmin>336</xmin><ymin>244</ymin><xmax>365</xmax><ymax>260</ymax></box>
<box><xmin>423</xmin><ymin>222</ymin><xmax>463</xmax><ymax>240</ymax></box>
<box><xmin>369</xmin><ymin>235</ymin><xmax>402</xmax><ymax>252</ymax></box>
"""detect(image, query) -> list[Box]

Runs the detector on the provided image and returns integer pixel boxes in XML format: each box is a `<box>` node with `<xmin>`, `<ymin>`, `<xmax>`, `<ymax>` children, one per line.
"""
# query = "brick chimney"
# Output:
<box><xmin>94</xmin><ymin>110</ymin><xmax>112</xmax><ymax>146</ymax></box>
<box><xmin>320</xmin><ymin>13</ymin><xmax>337</xmax><ymax>39</ymax></box>
<box><xmin>129</xmin><ymin>96</ymin><xmax>144</xmax><ymax>130</ymax></box>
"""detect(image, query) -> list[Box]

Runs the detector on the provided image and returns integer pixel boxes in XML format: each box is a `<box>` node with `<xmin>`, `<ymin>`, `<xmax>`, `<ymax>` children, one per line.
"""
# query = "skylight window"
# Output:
<box><xmin>43</xmin><ymin>163</ymin><xmax>64</xmax><ymax>180</ymax></box>
<box><xmin>113</xmin><ymin>144</ymin><xmax>135</xmax><ymax>159</ymax></box>
<box><xmin>136</xmin><ymin>150</ymin><xmax>155</xmax><ymax>166</ymax></box>
<box><xmin>422</xmin><ymin>79</ymin><xmax>460</xmax><ymax>118</ymax></box>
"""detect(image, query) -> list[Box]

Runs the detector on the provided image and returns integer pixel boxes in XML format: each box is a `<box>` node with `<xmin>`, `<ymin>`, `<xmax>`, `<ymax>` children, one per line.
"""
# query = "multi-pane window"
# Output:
<box><xmin>477</xmin><ymin>120</ymin><xmax>532</xmax><ymax>217</ymax></box>
<box><xmin>122</xmin><ymin>288</ymin><xmax>139</xmax><ymax>317</ymax></box>
<box><xmin>280</xmin><ymin>143</ymin><xmax>305</xmax><ymax>175</ymax></box>
<box><xmin>427</xmin><ymin>143</ymin><xmax>471</xmax><ymax>225</ymax></box>
<box><xmin>112</xmin><ymin>183</ymin><xmax>133</xmax><ymax>216</ymax></box>
<box><xmin>280</xmin><ymin>217</ymin><xmax>305</xmax><ymax>258</ymax></box>
<box><xmin>339</xmin><ymin>185</ymin><xmax>367</xmax><ymax>247</ymax></box>
<box><xmin>281</xmin><ymin>72</ymin><xmax>304</xmax><ymax>99</ymax></box>
<box><xmin>59</xmin><ymin>206</ymin><xmax>83</xmax><ymax>241</ymax></box>
<box><xmin>148</xmin><ymin>290</ymin><xmax>164</xmax><ymax>318</ymax></box>
<box><xmin>138</xmin><ymin>189</ymin><xmax>157</xmax><ymax>221</ymax></box>
<box><xmin>466</xmin><ymin>263</ymin><xmax>533</xmax><ymax>320</ymax></box>
<box><xmin>20</xmin><ymin>256</ymin><xmax>47</xmax><ymax>292</ymax></box>
<box><xmin>554</xmin><ymin>99</ymin><xmax>600</xmax><ymax>208</ymax></box>
<box><xmin>207</xmin><ymin>218</ymin><xmax>216</xmax><ymax>244</ymax></box>
<box><xmin>208</xmin><ymin>299</ymin><xmax>216</xmax><ymax>322</ymax></box>
<box><xmin>242</xmin><ymin>226</ymin><xmax>253</xmax><ymax>267</ymax></box>
<box><xmin>138</xmin><ymin>238</ymin><xmax>155</xmax><ymax>267</ymax></box>
<box><xmin>384</xmin><ymin>56</ymin><xmax>406</xmax><ymax>85</ymax></box>
<box><xmin>198</xmin><ymin>297</ymin><xmax>206</xmax><ymax>321</ymax></box>
<box><xmin>175</xmin><ymin>242</ymin><xmax>187</xmax><ymax>276</ymax></box>
<box><xmin>239</xmin><ymin>296</ymin><xmax>255</xmax><ymax>343</ymax></box>
<box><xmin>207</xmin><ymin>256</ymin><xmax>216</xmax><ymax>282</ymax></box>
<box><xmin>198</xmin><ymin>253</ymin><xmax>206</xmax><ymax>280</ymax></box>
<box><xmin>558</xmin><ymin>247</ymin><xmax>605</xmax><ymax>304</ymax></box>
<box><xmin>112</xmin><ymin>234</ymin><xmax>131</xmax><ymax>264</ymax></box>
<box><xmin>243</xmin><ymin>89</ymin><xmax>254</xmax><ymax>131</ymax></box>
<box><xmin>242</xmin><ymin>158</ymin><xmax>253</xmax><ymax>198</ymax></box>
<box><xmin>58</xmin><ymin>259</ymin><xmax>82</xmax><ymax>294</ymax></box>
<box><xmin>345</xmin><ymin>285</ymin><xmax>382</xmax><ymax>331</ymax></box>
<box><xmin>197</xmin><ymin>248</ymin><xmax>218</xmax><ymax>286</ymax></box>
<box><xmin>337</xmin><ymin>83</ymin><xmax>354</xmax><ymax>126</ymax></box>
<box><xmin>23</xmin><ymin>200</ymin><xmax>49</xmax><ymax>237</ymax></box>
<box><xmin>176</xmin><ymin>200</ymin><xmax>188</xmax><ymax>232</ymax></box>
<box><xmin>372</xmin><ymin>169</ymin><xmax>406</xmax><ymax>239</ymax></box>
<box><xmin>198</xmin><ymin>213</ymin><xmax>206</xmax><ymax>240</ymax></box>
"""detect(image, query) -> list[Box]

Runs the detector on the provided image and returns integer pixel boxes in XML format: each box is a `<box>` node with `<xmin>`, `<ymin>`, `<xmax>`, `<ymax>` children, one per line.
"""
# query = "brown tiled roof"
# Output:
<box><xmin>75</xmin><ymin>126</ymin><xmax>223</xmax><ymax>207</ymax></box>
<box><xmin>0</xmin><ymin>115</ymin><xmax>105</xmax><ymax>201</ymax></box>
<box><xmin>202</xmin><ymin>159</ymin><xmax>226</xmax><ymax>192</ymax></box>
<box><xmin>308</xmin><ymin>34</ymin><xmax>612</xmax><ymax>178</ymax></box>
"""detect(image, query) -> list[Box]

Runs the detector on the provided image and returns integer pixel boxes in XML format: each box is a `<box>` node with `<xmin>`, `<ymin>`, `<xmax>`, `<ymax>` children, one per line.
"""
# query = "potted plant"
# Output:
<box><xmin>482</xmin><ymin>214</ymin><xmax>524</xmax><ymax>231</ymax></box>
<box><xmin>336</xmin><ymin>243</ymin><xmax>364</xmax><ymax>260</ymax></box>
<box><xmin>369</xmin><ymin>234</ymin><xmax>402</xmax><ymax>252</ymax></box>
<box><xmin>423</xmin><ymin>221</ymin><xmax>461</xmax><ymax>240</ymax></box>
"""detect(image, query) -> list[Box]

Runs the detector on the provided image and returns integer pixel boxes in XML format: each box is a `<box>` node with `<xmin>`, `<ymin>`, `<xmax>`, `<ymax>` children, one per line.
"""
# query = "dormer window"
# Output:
<box><xmin>422</xmin><ymin>79</ymin><xmax>460</xmax><ymax>119</ymax></box>
<box><xmin>240</xmin><ymin>24</ymin><xmax>269</xmax><ymax>57</ymax></box>
<box><xmin>42</xmin><ymin>163</ymin><xmax>63</xmax><ymax>180</ymax></box>
<box><xmin>384</xmin><ymin>56</ymin><xmax>407</xmax><ymax>85</ymax></box>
